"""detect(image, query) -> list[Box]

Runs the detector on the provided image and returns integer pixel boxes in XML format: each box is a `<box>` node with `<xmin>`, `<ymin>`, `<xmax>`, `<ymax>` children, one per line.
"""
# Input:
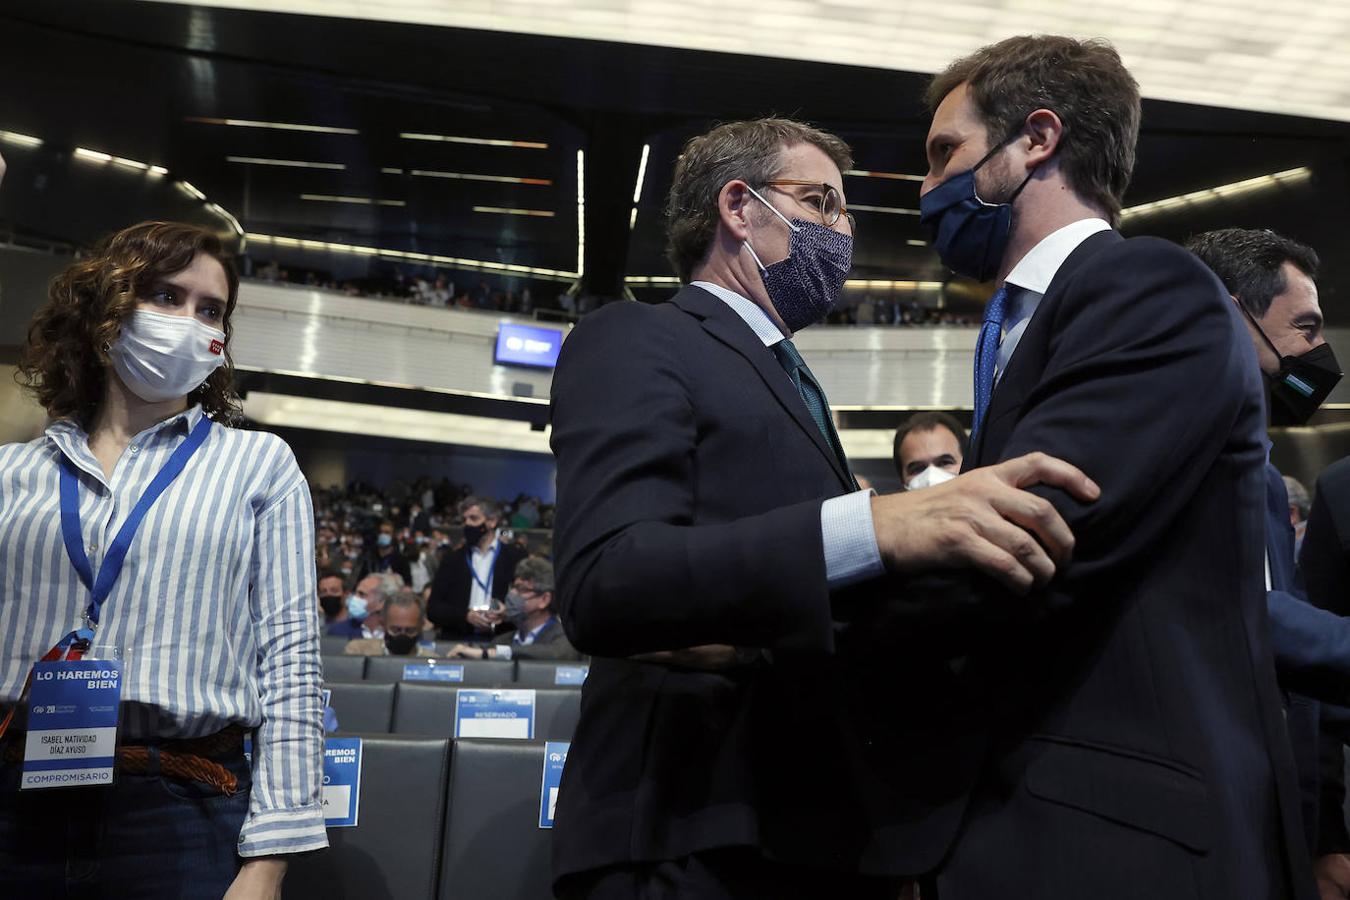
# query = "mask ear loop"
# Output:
<box><xmin>741</xmin><ymin>183</ymin><xmax>800</xmax><ymax>274</ymax></box>
<box><xmin>1235</xmin><ymin>298</ymin><xmax>1286</xmax><ymax>362</ymax></box>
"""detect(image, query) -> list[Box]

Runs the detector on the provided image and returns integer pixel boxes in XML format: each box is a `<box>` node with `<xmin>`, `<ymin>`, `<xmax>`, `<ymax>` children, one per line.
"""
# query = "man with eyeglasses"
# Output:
<box><xmin>445</xmin><ymin>558</ymin><xmax>579</xmax><ymax>661</ymax></box>
<box><xmin>548</xmin><ymin>117</ymin><xmax>1098</xmax><ymax>898</ymax></box>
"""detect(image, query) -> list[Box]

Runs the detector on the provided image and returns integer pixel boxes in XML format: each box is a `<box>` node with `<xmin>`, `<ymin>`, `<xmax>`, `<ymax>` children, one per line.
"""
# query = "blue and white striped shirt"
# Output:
<box><xmin>0</xmin><ymin>405</ymin><xmax>327</xmax><ymax>857</ymax></box>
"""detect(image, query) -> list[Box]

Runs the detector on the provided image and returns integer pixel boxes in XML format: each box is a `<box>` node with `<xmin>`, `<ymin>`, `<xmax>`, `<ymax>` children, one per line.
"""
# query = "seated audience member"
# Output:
<box><xmin>1286</xmin><ymin>475</ymin><xmax>1312</xmax><ymax>558</ymax></box>
<box><xmin>327</xmin><ymin>573</ymin><xmax>395</xmax><ymax>638</ymax></box>
<box><xmin>345</xmin><ymin>591</ymin><xmax>436</xmax><ymax>657</ymax></box>
<box><xmin>427</xmin><ymin>496</ymin><xmax>527</xmax><ymax>640</ymax></box>
<box><xmin>892</xmin><ymin>410</ymin><xmax>967</xmax><ymax>489</ymax></box>
<box><xmin>317</xmin><ymin>569</ymin><xmax>349</xmax><ymax>630</ymax></box>
<box><xmin>447</xmin><ymin>558</ymin><xmax>580</xmax><ymax>661</ymax></box>
<box><xmin>355</xmin><ymin>519</ymin><xmax>412</xmax><ymax>585</ymax></box>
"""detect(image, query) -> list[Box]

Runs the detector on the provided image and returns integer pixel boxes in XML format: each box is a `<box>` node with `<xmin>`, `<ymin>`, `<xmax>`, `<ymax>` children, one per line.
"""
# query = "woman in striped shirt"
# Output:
<box><xmin>0</xmin><ymin>222</ymin><xmax>326</xmax><ymax>898</ymax></box>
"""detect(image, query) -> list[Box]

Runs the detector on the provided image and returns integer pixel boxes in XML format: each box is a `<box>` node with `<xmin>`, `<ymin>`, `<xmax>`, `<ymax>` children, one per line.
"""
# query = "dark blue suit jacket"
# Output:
<box><xmin>854</xmin><ymin>231</ymin><xmax>1315</xmax><ymax>899</ymax></box>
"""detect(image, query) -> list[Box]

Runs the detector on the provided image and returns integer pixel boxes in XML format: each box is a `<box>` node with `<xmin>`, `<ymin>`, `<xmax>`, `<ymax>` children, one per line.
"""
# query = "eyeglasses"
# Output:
<box><xmin>510</xmin><ymin>582</ymin><xmax>539</xmax><ymax>596</ymax></box>
<box><xmin>385</xmin><ymin>625</ymin><xmax>422</xmax><ymax>637</ymax></box>
<box><xmin>761</xmin><ymin>180</ymin><xmax>855</xmax><ymax>234</ymax></box>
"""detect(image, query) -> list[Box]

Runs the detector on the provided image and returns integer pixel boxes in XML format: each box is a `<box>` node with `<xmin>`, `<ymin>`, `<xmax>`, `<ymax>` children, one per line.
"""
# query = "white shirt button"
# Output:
<box><xmin>88</xmin><ymin>544</ymin><xmax>98</xmax><ymax>553</ymax></box>
<box><xmin>129</xmin><ymin>445</ymin><xmax>140</xmax><ymax>454</ymax></box>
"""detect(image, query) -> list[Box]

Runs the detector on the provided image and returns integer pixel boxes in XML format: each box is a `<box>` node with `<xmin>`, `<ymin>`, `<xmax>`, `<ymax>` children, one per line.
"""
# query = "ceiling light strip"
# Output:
<box><xmin>629</xmin><ymin>143</ymin><xmax>651</xmax><ymax>231</ymax></box>
<box><xmin>74</xmin><ymin>146</ymin><xmax>168</xmax><ymax>175</ymax></box>
<box><xmin>399</xmin><ymin>132</ymin><xmax>548</xmax><ymax>149</ymax></box>
<box><xmin>407</xmin><ymin>169</ymin><xmax>552</xmax><ymax>185</ymax></box>
<box><xmin>186</xmin><ymin>116</ymin><xmax>358</xmax><ymax>135</ymax></box>
<box><xmin>576</xmin><ymin>150</ymin><xmax>586</xmax><ymax>279</ymax></box>
<box><xmin>849</xmin><ymin>203</ymin><xmax>921</xmax><ymax>216</ymax></box>
<box><xmin>845</xmin><ymin>169</ymin><xmax>925</xmax><ymax>182</ymax></box>
<box><xmin>0</xmin><ymin>130</ymin><xmax>43</xmax><ymax>148</ymax></box>
<box><xmin>472</xmin><ymin>206</ymin><xmax>555</xmax><ymax>217</ymax></box>
<box><xmin>243</xmin><ymin>232</ymin><xmax>579</xmax><ymax>281</ymax></box>
<box><xmin>1122</xmin><ymin>166</ymin><xmax>1313</xmax><ymax>220</ymax></box>
<box><xmin>301</xmin><ymin>193</ymin><xmax>407</xmax><ymax>207</ymax></box>
<box><xmin>623</xmin><ymin>277</ymin><xmax>945</xmax><ymax>291</ymax></box>
<box><xmin>227</xmin><ymin>156</ymin><xmax>347</xmax><ymax>171</ymax></box>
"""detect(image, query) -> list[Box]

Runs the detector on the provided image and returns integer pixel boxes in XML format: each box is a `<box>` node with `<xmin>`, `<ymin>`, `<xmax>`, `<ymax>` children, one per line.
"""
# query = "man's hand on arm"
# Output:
<box><xmin>1316</xmin><ymin>854</ymin><xmax>1350</xmax><ymax>900</ymax></box>
<box><xmin>870</xmin><ymin>451</ymin><xmax>1100</xmax><ymax>594</ymax></box>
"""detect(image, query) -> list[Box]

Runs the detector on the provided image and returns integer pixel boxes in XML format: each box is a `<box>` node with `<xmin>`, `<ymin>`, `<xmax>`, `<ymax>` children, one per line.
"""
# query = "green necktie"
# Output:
<box><xmin>772</xmin><ymin>339</ymin><xmax>857</xmax><ymax>489</ymax></box>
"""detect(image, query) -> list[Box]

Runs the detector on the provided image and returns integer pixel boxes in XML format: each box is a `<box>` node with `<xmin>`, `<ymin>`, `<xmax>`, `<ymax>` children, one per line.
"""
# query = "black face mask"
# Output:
<box><xmin>463</xmin><ymin>523</ymin><xmax>488</xmax><ymax>546</ymax></box>
<box><xmin>384</xmin><ymin>634</ymin><xmax>419</xmax><ymax>656</ymax></box>
<box><xmin>1242</xmin><ymin>305</ymin><xmax>1343</xmax><ymax>426</ymax></box>
<box><xmin>319</xmin><ymin>595</ymin><xmax>343</xmax><ymax>618</ymax></box>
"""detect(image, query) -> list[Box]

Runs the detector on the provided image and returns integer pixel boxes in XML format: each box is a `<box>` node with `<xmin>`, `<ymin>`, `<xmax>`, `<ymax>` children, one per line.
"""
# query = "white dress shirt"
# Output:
<box><xmin>996</xmin><ymin>218</ymin><xmax>1112</xmax><ymax>382</ymax></box>
<box><xmin>468</xmin><ymin>537</ymin><xmax>501</xmax><ymax>612</ymax></box>
<box><xmin>691</xmin><ymin>281</ymin><xmax>883</xmax><ymax>588</ymax></box>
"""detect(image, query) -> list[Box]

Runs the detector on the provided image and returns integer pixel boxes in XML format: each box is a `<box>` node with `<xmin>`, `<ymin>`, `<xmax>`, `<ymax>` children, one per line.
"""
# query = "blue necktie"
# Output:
<box><xmin>972</xmin><ymin>285</ymin><xmax>1008</xmax><ymax>436</ymax></box>
<box><xmin>773</xmin><ymin>339</ymin><xmax>857</xmax><ymax>489</ymax></box>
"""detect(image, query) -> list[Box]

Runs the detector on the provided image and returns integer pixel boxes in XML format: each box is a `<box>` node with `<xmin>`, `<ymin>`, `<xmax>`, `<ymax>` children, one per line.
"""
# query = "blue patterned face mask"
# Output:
<box><xmin>742</xmin><ymin>185</ymin><xmax>853</xmax><ymax>333</ymax></box>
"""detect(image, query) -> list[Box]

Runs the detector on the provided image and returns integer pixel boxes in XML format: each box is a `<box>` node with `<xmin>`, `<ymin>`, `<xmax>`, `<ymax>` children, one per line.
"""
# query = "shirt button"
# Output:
<box><xmin>129</xmin><ymin>445</ymin><xmax>140</xmax><ymax>454</ymax></box>
<box><xmin>88</xmin><ymin>544</ymin><xmax>98</xmax><ymax>553</ymax></box>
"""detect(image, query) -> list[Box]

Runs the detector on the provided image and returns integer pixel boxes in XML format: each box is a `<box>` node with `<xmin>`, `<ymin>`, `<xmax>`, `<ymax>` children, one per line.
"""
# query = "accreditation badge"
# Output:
<box><xmin>20</xmin><ymin>658</ymin><xmax>122</xmax><ymax>790</ymax></box>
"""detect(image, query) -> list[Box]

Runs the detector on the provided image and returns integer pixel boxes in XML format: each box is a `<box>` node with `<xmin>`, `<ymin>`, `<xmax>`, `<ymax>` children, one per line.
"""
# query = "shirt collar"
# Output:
<box><xmin>1004</xmin><ymin>218</ymin><xmax>1112</xmax><ymax>296</ymax></box>
<box><xmin>46</xmin><ymin>404</ymin><xmax>205</xmax><ymax>482</ymax></box>
<box><xmin>690</xmin><ymin>281</ymin><xmax>787</xmax><ymax>347</ymax></box>
<box><xmin>515</xmin><ymin>615</ymin><xmax>556</xmax><ymax>643</ymax></box>
<box><xmin>471</xmin><ymin>537</ymin><xmax>500</xmax><ymax>558</ymax></box>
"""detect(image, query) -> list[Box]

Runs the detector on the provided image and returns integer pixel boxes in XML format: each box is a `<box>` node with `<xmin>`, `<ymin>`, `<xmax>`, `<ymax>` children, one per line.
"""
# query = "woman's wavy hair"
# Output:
<box><xmin>17</xmin><ymin>221</ymin><xmax>243</xmax><ymax>424</ymax></box>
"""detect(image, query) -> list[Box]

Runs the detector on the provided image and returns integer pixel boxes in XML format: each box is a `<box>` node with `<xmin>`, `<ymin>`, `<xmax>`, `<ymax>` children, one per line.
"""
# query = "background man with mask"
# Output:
<box><xmin>317</xmin><ymin>568</ymin><xmax>349</xmax><ymax>631</ymax></box>
<box><xmin>897</xmin><ymin>35</ymin><xmax>1314</xmax><ymax>899</ymax></box>
<box><xmin>1190</xmin><ymin>227</ymin><xmax>1350</xmax><ymax>898</ymax></box>
<box><xmin>445</xmin><ymin>559</ymin><xmax>580</xmax><ymax>661</ymax></box>
<box><xmin>332</xmin><ymin>572</ymin><xmax>393</xmax><ymax>640</ymax></box>
<box><xmin>427</xmin><ymin>496</ymin><xmax>526</xmax><ymax>640</ymax></box>
<box><xmin>893</xmin><ymin>411</ymin><xmax>967</xmax><ymax>489</ymax></box>
<box><xmin>342</xmin><ymin>591</ymin><xmax>435</xmax><ymax>657</ymax></box>
<box><xmin>354</xmin><ymin>519</ymin><xmax>412</xmax><ymax>586</ymax></box>
<box><xmin>549</xmin><ymin>117</ymin><xmax>1098</xmax><ymax>898</ymax></box>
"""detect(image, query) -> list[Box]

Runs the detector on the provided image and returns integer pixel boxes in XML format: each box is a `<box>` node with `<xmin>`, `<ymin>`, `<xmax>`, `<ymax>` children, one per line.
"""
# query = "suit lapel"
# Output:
<box><xmin>669</xmin><ymin>286</ymin><xmax>852</xmax><ymax>489</ymax></box>
<box><xmin>971</xmin><ymin>230</ymin><xmax>1123</xmax><ymax>466</ymax></box>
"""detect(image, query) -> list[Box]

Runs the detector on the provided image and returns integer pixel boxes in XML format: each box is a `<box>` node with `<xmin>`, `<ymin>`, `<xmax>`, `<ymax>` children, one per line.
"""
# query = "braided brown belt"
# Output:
<box><xmin>2</xmin><ymin>724</ymin><xmax>246</xmax><ymax>796</ymax></box>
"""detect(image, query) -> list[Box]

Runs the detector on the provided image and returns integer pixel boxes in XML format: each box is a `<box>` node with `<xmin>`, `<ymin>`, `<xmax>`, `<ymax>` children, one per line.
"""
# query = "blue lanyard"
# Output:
<box><xmin>468</xmin><ymin>541</ymin><xmax>501</xmax><ymax>595</ymax></box>
<box><xmin>514</xmin><ymin>615</ymin><xmax>556</xmax><ymax>645</ymax></box>
<box><xmin>57</xmin><ymin>416</ymin><xmax>213</xmax><ymax>647</ymax></box>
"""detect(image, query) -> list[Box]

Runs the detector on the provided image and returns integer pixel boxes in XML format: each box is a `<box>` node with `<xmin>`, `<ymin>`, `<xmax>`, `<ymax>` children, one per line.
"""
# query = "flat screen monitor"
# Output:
<box><xmin>494</xmin><ymin>323</ymin><xmax>564</xmax><ymax>369</ymax></box>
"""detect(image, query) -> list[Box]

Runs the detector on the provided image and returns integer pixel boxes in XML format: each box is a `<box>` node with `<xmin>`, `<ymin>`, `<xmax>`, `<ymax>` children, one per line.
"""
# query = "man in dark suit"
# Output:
<box><xmin>906</xmin><ymin>35</ymin><xmax>1315</xmax><ymax>898</ymax></box>
<box><xmin>549</xmin><ymin>117</ymin><xmax>1098</xmax><ymax>897</ymax></box>
<box><xmin>426</xmin><ymin>496</ymin><xmax>527</xmax><ymax>641</ymax></box>
<box><xmin>1189</xmin><ymin>228</ymin><xmax>1350</xmax><ymax>893</ymax></box>
<box><xmin>444</xmin><ymin>558</ymin><xmax>581</xmax><ymax>661</ymax></box>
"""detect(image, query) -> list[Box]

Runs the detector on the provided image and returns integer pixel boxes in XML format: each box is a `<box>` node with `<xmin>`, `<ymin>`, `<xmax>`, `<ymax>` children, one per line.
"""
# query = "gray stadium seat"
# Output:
<box><xmin>392</xmin><ymin>684</ymin><xmax>580</xmax><ymax>742</ymax></box>
<box><xmin>364</xmin><ymin>655</ymin><xmax>513</xmax><ymax>686</ymax></box>
<box><xmin>439</xmin><ymin>740</ymin><xmax>555</xmax><ymax>900</ymax></box>
<box><xmin>283</xmin><ymin>734</ymin><xmax>452</xmax><ymax>900</ymax></box>
<box><xmin>325</xmin><ymin>682</ymin><xmax>396</xmax><ymax>733</ymax></box>
<box><xmin>322</xmin><ymin>654</ymin><xmax>368</xmax><ymax>682</ymax></box>
<box><xmin>321</xmin><ymin>634</ymin><xmax>353</xmax><ymax>656</ymax></box>
<box><xmin>514</xmin><ymin>660</ymin><xmax>590</xmax><ymax>688</ymax></box>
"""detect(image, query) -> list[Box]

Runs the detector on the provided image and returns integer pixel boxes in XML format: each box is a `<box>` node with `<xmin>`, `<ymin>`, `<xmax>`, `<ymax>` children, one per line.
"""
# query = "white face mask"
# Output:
<box><xmin>906</xmin><ymin>465</ymin><xmax>958</xmax><ymax>491</ymax></box>
<box><xmin>109</xmin><ymin>309</ymin><xmax>226</xmax><ymax>403</ymax></box>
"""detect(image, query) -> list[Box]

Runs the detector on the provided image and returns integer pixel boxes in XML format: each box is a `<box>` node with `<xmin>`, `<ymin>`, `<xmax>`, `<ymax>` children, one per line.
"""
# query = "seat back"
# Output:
<box><xmin>283</xmin><ymin>734</ymin><xmax>451</xmax><ymax>900</ymax></box>
<box><xmin>439</xmin><ymin>740</ymin><xmax>555</xmax><ymax>900</ymax></box>
<box><xmin>392</xmin><ymin>684</ymin><xmax>580</xmax><ymax>742</ymax></box>
<box><xmin>322</xmin><ymin>654</ymin><xmax>368</xmax><ymax>682</ymax></box>
<box><xmin>321</xmin><ymin>634</ymin><xmax>353</xmax><ymax>656</ymax></box>
<box><xmin>365</xmin><ymin>655</ymin><xmax>513</xmax><ymax>686</ymax></box>
<box><xmin>514</xmin><ymin>660</ymin><xmax>589</xmax><ymax>688</ymax></box>
<box><xmin>325</xmin><ymin>682</ymin><xmax>396</xmax><ymax>733</ymax></box>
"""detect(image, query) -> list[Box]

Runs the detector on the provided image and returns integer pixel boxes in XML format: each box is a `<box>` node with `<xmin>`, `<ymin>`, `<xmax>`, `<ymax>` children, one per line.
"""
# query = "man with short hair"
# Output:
<box><xmin>1287</xmin><ymin>476</ymin><xmax>1312</xmax><ymax>555</ymax></box>
<box><xmin>906</xmin><ymin>36</ymin><xmax>1313</xmax><ymax>898</ymax></box>
<box><xmin>317</xmin><ymin>569</ymin><xmax>348</xmax><ymax>629</ymax></box>
<box><xmin>1189</xmin><ymin>227</ymin><xmax>1350</xmax><ymax>892</ymax></box>
<box><xmin>426</xmin><ymin>496</ymin><xmax>526</xmax><ymax>640</ymax></box>
<box><xmin>355</xmin><ymin>519</ymin><xmax>412</xmax><ymax>586</ymax></box>
<box><xmin>893</xmin><ymin>411</ymin><xmax>967</xmax><ymax>489</ymax></box>
<box><xmin>344</xmin><ymin>591</ymin><xmax>435</xmax><ymax>657</ymax></box>
<box><xmin>550</xmin><ymin>116</ymin><xmax>1097</xmax><ymax>897</ymax></box>
<box><xmin>327</xmin><ymin>573</ymin><xmax>393</xmax><ymax>639</ymax></box>
<box><xmin>446</xmin><ymin>558</ymin><xmax>580</xmax><ymax>661</ymax></box>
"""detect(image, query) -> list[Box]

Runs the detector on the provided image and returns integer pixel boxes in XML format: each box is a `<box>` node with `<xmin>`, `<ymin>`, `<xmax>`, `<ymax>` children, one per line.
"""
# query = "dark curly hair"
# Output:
<box><xmin>17</xmin><ymin>221</ymin><xmax>243</xmax><ymax>424</ymax></box>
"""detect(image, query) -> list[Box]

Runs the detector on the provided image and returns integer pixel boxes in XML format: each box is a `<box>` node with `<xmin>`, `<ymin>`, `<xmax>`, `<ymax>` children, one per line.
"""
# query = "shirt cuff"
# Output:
<box><xmin>495</xmin><ymin>644</ymin><xmax>513</xmax><ymax>660</ymax></box>
<box><xmin>237</xmin><ymin>805</ymin><xmax>329</xmax><ymax>858</ymax></box>
<box><xmin>820</xmin><ymin>489</ymin><xmax>884</xmax><ymax>589</ymax></box>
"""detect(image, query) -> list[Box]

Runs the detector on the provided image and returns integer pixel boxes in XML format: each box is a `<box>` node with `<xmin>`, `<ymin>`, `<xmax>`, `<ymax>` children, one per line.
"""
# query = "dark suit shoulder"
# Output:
<box><xmin>1317</xmin><ymin>456</ymin><xmax>1350</xmax><ymax>495</ymax></box>
<box><xmin>560</xmin><ymin>298</ymin><xmax>697</xmax><ymax>355</ymax></box>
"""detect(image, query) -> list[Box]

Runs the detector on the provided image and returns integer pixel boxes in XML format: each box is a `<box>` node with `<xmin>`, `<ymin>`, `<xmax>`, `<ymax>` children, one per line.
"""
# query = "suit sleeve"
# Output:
<box><xmin>853</xmin><ymin>240</ymin><xmax>1258</xmax><ymax>644</ymax></box>
<box><xmin>1302</xmin><ymin>464</ymin><xmax>1350</xmax><ymax>616</ymax></box>
<box><xmin>1318</xmin><ymin>704</ymin><xmax>1350</xmax><ymax>854</ymax></box>
<box><xmin>426</xmin><ymin>552</ymin><xmax>463</xmax><ymax>631</ymax></box>
<box><xmin>550</xmin><ymin>303</ymin><xmax>834</xmax><ymax>658</ymax></box>
<box><xmin>1268</xmin><ymin>590</ymin><xmax>1350</xmax><ymax>705</ymax></box>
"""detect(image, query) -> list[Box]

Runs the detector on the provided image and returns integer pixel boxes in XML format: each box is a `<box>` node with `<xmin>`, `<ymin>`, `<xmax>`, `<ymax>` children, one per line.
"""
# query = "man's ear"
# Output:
<box><xmin>717</xmin><ymin>180</ymin><xmax>755</xmax><ymax>243</ymax></box>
